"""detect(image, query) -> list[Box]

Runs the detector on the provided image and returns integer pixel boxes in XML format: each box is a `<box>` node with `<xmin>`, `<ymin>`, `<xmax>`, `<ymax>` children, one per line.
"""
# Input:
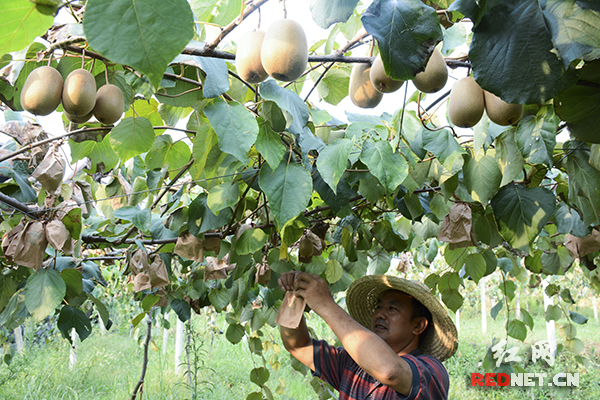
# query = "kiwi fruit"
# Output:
<box><xmin>448</xmin><ymin>76</ymin><xmax>485</xmax><ymax>128</ymax></box>
<box><xmin>349</xmin><ymin>63</ymin><xmax>383</xmax><ymax>109</ymax></box>
<box><xmin>298</xmin><ymin>235</ymin><xmax>314</xmax><ymax>264</ymax></box>
<box><xmin>236</xmin><ymin>29</ymin><xmax>269</xmax><ymax>84</ymax></box>
<box><xmin>93</xmin><ymin>84</ymin><xmax>124</xmax><ymax>124</ymax></box>
<box><xmin>20</xmin><ymin>66</ymin><xmax>63</xmax><ymax>116</ymax></box>
<box><xmin>261</xmin><ymin>19</ymin><xmax>308</xmax><ymax>82</ymax></box>
<box><xmin>65</xmin><ymin>110</ymin><xmax>93</xmax><ymax>124</ymax></box>
<box><xmin>412</xmin><ymin>48</ymin><xmax>448</xmax><ymax>93</ymax></box>
<box><xmin>62</xmin><ymin>68</ymin><xmax>97</xmax><ymax>117</ymax></box>
<box><xmin>484</xmin><ymin>90</ymin><xmax>523</xmax><ymax>126</ymax></box>
<box><xmin>370</xmin><ymin>55</ymin><xmax>404</xmax><ymax>93</ymax></box>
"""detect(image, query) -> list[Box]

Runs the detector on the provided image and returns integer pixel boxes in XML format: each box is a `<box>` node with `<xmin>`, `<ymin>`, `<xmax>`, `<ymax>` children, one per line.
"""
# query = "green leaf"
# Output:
<box><xmin>490</xmin><ymin>184</ymin><xmax>556</xmax><ymax>252</ymax></box>
<box><xmin>256</xmin><ymin>120</ymin><xmax>286</xmax><ymax>170</ymax></box>
<box><xmin>469</xmin><ymin>0</ymin><xmax>579</xmax><ymax>104</ymax></box>
<box><xmin>543</xmin><ymin>0</ymin><xmax>600</xmax><ymax>68</ymax></box>
<box><xmin>114</xmin><ymin>206</ymin><xmax>152</xmax><ymax>232</ymax></box>
<box><xmin>192</xmin><ymin>0</ymin><xmax>242</xmax><ymax>27</ymax></box>
<box><xmin>0</xmin><ymin>0</ymin><xmax>54</xmax><ymax>54</ymax></box>
<box><xmin>109</xmin><ymin>117</ymin><xmax>155</xmax><ymax>162</ymax></box>
<box><xmin>422</xmin><ymin>129</ymin><xmax>466</xmax><ymax>175</ymax></box>
<box><xmin>62</xmin><ymin>208</ymin><xmax>82</xmax><ymax>240</ymax></box>
<box><xmin>226</xmin><ymin>323</ymin><xmax>245</xmax><ymax>344</ymax></box>
<box><xmin>473</xmin><ymin>207</ymin><xmax>503</xmax><ymax>247</ymax></box>
<box><xmin>514</xmin><ymin>107</ymin><xmax>559</xmax><ymax>168</ymax></box>
<box><xmin>450</xmin><ymin>0</ymin><xmax>503</xmax><ymax>26</ymax></box>
<box><xmin>207</xmin><ymin>181</ymin><xmax>239</xmax><ymax>215</ymax></box>
<box><xmin>507</xmin><ymin>319</ymin><xmax>527</xmax><ymax>341</ymax></box>
<box><xmin>69</xmin><ymin>134</ymin><xmax>119</xmax><ymax>174</ymax></box>
<box><xmin>58</xmin><ymin>306</ymin><xmax>93</xmax><ymax>343</ymax></box>
<box><xmin>371</xmin><ymin>220</ymin><xmax>408</xmax><ymax>253</ymax></box>
<box><xmin>463</xmin><ymin>149</ymin><xmax>502</xmax><ymax>204</ymax></box>
<box><xmin>361</xmin><ymin>0</ymin><xmax>443</xmax><ymax>80</ymax></box>
<box><xmin>188</xmin><ymin>193</ymin><xmax>232</xmax><ymax>235</ymax></box>
<box><xmin>170</xmin><ymin>298</ymin><xmax>191</xmax><ymax>322</ymax></box>
<box><xmin>83</xmin><ymin>0</ymin><xmax>195</xmax><ymax>88</ymax></box>
<box><xmin>259</xmin><ymin>162</ymin><xmax>313</xmax><ymax>228</ymax></box>
<box><xmin>310</xmin><ymin>0</ymin><xmax>359</xmax><ymax>28</ymax></box>
<box><xmin>495</xmin><ymin>128</ymin><xmax>525</xmax><ymax>187</ymax></box>
<box><xmin>141</xmin><ymin>294</ymin><xmax>159</xmax><ymax>311</ymax></box>
<box><xmin>191</xmin><ymin>120</ymin><xmax>219</xmax><ymax>177</ymax></box>
<box><xmin>325</xmin><ymin>259</ymin><xmax>343</xmax><ymax>284</ymax></box>
<box><xmin>565</xmin><ymin>142</ymin><xmax>600</xmax><ymax>225</ymax></box>
<box><xmin>569</xmin><ymin>311</ymin><xmax>589</xmax><ymax>325</ymax></box>
<box><xmin>555</xmin><ymin>60</ymin><xmax>600</xmax><ymax>143</ymax></box>
<box><xmin>521</xmin><ymin>309</ymin><xmax>534</xmax><ymax>330</ymax></box>
<box><xmin>131</xmin><ymin>312</ymin><xmax>146</xmax><ymax>328</ymax></box>
<box><xmin>259</xmin><ymin>80</ymin><xmax>309</xmax><ymax>135</ymax></box>
<box><xmin>317</xmin><ymin>139</ymin><xmax>353</xmax><ymax>193</ymax></box>
<box><xmin>441</xmin><ymin>288</ymin><xmax>463</xmax><ymax>313</ymax></box>
<box><xmin>61</xmin><ymin>269</ymin><xmax>83</xmax><ymax>299</ymax></box>
<box><xmin>0</xmin><ymin>275</ymin><xmax>16</xmax><ymax>311</ymax></box>
<box><xmin>465</xmin><ymin>253</ymin><xmax>486</xmax><ymax>284</ymax></box>
<box><xmin>25</xmin><ymin>270</ymin><xmax>66</xmax><ymax>323</ymax></box>
<box><xmin>491</xmin><ymin>300</ymin><xmax>503</xmax><ymax>320</ymax></box>
<box><xmin>208</xmin><ymin>288</ymin><xmax>229</xmax><ymax>311</ymax></box>
<box><xmin>359</xmin><ymin>140</ymin><xmax>408</xmax><ymax>194</ymax></box>
<box><xmin>204</xmin><ymin>98</ymin><xmax>259</xmax><ymax>162</ymax></box>
<box><xmin>195</xmin><ymin>56</ymin><xmax>230</xmax><ymax>98</ymax></box>
<box><xmin>234</xmin><ymin>228</ymin><xmax>267</xmax><ymax>255</ymax></box>
<box><xmin>145</xmin><ymin>135</ymin><xmax>192</xmax><ymax>171</ymax></box>
<box><xmin>310</xmin><ymin>66</ymin><xmax>351</xmax><ymax>106</ymax></box>
<box><xmin>250</xmin><ymin>366</ymin><xmax>270</xmax><ymax>386</ymax></box>
<box><xmin>545</xmin><ymin>304</ymin><xmax>562</xmax><ymax>322</ymax></box>
<box><xmin>87</xmin><ymin>293</ymin><xmax>110</xmax><ymax>329</ymax></box>
<box><xmin>367</xmin><ymin>246</ymin><xmax>391</xmax><ymax>275</ymax></box>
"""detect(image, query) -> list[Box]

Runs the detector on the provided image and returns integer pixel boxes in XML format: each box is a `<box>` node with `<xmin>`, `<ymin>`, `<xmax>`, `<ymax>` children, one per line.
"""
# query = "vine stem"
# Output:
<box><xmin>206</xmin><ymin>0</ymin><xmax>271</xmax><ymax>50</ymax></box>
<box><xmin>131</xmin><ymin>315</ymin><xmax>152</xmax><ymax>400</ymax></box>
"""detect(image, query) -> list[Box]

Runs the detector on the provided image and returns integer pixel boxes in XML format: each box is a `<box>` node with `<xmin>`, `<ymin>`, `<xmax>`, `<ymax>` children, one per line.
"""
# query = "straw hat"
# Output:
<box><xmin>346</xmin><ymin>275</ymin><xmax>458</xmax><ymax>362</ymax></box>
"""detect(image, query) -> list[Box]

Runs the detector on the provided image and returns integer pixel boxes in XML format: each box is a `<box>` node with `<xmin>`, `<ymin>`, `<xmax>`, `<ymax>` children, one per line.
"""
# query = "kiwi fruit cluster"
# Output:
<box><xmin>350</xmin><ymin>48</ymin><xmax>449</xmax><ymax>109</ymax></box>
<box><xmin>20</xmin><ymin>66</ymin><xmax>124</xmax><ymax>125</ymax></box>
<box><xmin>236</xmin><ymin>19</ymin><xmax>308</xmax><ymax>83</ymax></box>
<box><xmin>448</xmin><ymin>76</ymin><xmax>523</xmax><ymax>128</ymax></box>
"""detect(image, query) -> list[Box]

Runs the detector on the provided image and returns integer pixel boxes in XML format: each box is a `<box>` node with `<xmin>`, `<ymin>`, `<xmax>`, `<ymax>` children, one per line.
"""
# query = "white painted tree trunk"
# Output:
<box><xmin>593</xmin><ymin>297</ymin><xmax>598</xmax><ymax>321</ymax></box>
<box><xmin>99</xmin><ymin>316</ymin><xmax>106</xmax><ymax>335</ymax></box>
<box><xmin>479</xmin><ymin>278</ymin><xmax>487</xmax><ymax>334</ymax></box>
<box><xmin>455</xmin><ymin>309</ymin><xmax>460</xmax><ymax>334</ymax></box>
<box><xmin>515</xmin><ymin>291</ymin><xmax>521</xmax><ymax>320</ymax></box>
<box><xmin>163</xmin><ymin>327</ymin><xmax>169</xmax><ymax>355</ymax></box>
<box><xmin>542</xmin><ymin>279</ymin><xmax>557</xmax><ymax>356</ymax></box>
<box><xmin>13</xmin><ymin>325</ymin><xmax>23</xmax><ymax>353</ymax></box>
<box><xmin>69</xmin><ymin>329</ymin><xmax>78</xmax><ymax>370</ymax></box>
<box><xmin>175</xmin><ymin>318</ymin><xmax>184</xmax><ymax>372</ymax></box>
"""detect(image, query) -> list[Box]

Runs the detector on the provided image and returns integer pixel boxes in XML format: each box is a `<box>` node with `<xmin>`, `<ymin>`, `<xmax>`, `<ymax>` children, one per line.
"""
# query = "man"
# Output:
<box><xmin>278</xmin><ymin>272</ymin><xmax>458</xmax><ymax>400</ymax></box>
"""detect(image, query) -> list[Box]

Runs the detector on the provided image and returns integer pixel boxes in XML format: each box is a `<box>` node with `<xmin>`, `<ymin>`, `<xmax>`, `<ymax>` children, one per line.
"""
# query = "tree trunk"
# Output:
<box><xmin>455</xmin><ymin>309</ymin><xmax>460</xmax><ymax>334</ymax></box>
<box><xmin>13</xmin><ymin>325</ymin><xmax>24</xmax><ymax>353</ymax></box>
<box><xmin>69</xmin><ymin>329</ymin><xmax>78</xmax><ymax>370</ymax></box>
<box><xmin>515</xmin><ymin>291</ymin><xmax>521</xmax><ymax>320</ymax></box>
<box><xmin>593</xmin><ymin>296</ymin><xmax>598</xmax><ymax>321</ymax></box>
<box><xmin>162</xmin><ymin>327</ymin><xmax>169</xmax><ymax>356</ymax></box>
<box><xmin>175</xmin><ymin>317</ymin><xmax>184</xmax><ymax>372</ymax></box>
<box><xmin>479</xmin><ymin>277</ymin><xmax>487</xmax><ymax>334</ymax></box>
<box><xmin>542</xmin><ymin>278</ymin><xmax>557</xmax><ymax>356</ymax></box>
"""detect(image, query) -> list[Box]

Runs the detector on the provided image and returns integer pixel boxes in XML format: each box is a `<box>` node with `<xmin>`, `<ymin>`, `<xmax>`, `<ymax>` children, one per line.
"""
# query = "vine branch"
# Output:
<box><xmin>131</xmin><ymin>315</ymin><xmax>152</xmax><ymax>400</ymax></box>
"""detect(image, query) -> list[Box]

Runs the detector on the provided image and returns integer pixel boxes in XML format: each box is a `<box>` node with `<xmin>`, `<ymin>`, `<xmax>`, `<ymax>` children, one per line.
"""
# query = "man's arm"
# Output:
<box><xmin>293</xmin><ymin>273</ymin><xmax>414</xmax><ymax>395</ymax></box>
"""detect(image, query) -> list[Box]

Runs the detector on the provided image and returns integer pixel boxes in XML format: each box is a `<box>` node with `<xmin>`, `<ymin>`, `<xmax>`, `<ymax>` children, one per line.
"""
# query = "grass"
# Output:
<box><xmin>1</xmin><ymin>302</ymin><xmax>599</xmax><ymax>400</ymax></box>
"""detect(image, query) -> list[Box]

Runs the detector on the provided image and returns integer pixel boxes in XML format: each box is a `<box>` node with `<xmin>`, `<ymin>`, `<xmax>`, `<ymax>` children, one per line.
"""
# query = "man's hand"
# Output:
<box><xmin>278</xmin><ymin>271</ymin><xmax>302</xmax><ymax>292</ymax></box>
<box><xmin>292</xmin><ymin>273</ymin><xmax>335</xmax><ymax>315</ymax></box>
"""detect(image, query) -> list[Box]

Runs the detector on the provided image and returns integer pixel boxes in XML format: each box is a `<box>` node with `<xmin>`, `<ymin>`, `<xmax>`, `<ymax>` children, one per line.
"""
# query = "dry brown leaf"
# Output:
<box><xmin>174</xmin><ymin>233</ymin><xmax>204</xmax><ymax>262</ymax></box>
<box><xmin>438</xmin><ymin>202</ymin><xmax>478</xmax><ymax>249</ymax></box>
<box><xmin>45</xmin><ymin>219</ymin><xmax>73</xmax><ymax>254</ymax></box>
<box><xmin>130</xmin><ymin>249</ymin><xmax>150</xmax><ymax>275</ymax></box>
<box><xmin>149</xmin><ymin>256</ymin><xmax>169</xmax><ymax>288</ymax></box>
<box><xmin>2</xmin><ymin>221</ymin><xmax>25</xmax><ymax>263</ymax></box>
<box><xmin>133</xmin><ymin>273</ymin><xmax>151</xmax><ymax>292</ymax></box>
<box><xmin>13</xmin><ymin>221</ymin><xmax>48</xmax><ymax>270</ymax></box>
<box><xmin>204</xmin><ymin>256</ymin><xmax>229</xmax><ymax>281</ymax></box>
<box><xmin>255</xmin><ymin>263</ymin><xmax>271</xmax><ymax>285</ymax></box>
<box><xmin>275</xmin><ymin>291</ymin><xmax>306</xmax><ymax>329</ymax></box>
<box><xmin>565</xmin><ymin>229</ymin><xmax>600</xmax><ymax>258</ymax></box>
<box><xmin>31</xmin><ymin>148</ymin><xmax>65</xmax><ymax>193</ymax></box>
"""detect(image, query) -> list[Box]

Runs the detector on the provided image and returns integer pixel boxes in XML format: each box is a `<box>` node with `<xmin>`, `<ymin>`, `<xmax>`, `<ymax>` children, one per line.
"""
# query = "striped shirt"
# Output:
<box><xmin>312</xmin><ymin>339</ymin><xmax>449</xmax><ymax>400</ymax></box>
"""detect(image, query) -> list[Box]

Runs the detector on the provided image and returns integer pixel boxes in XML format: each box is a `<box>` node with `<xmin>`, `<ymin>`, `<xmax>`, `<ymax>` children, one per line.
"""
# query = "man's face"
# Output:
<box><xmin>371</xmin><ymin>290</ymin><xmax>421</xmax><ymax>354</ymax></box>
